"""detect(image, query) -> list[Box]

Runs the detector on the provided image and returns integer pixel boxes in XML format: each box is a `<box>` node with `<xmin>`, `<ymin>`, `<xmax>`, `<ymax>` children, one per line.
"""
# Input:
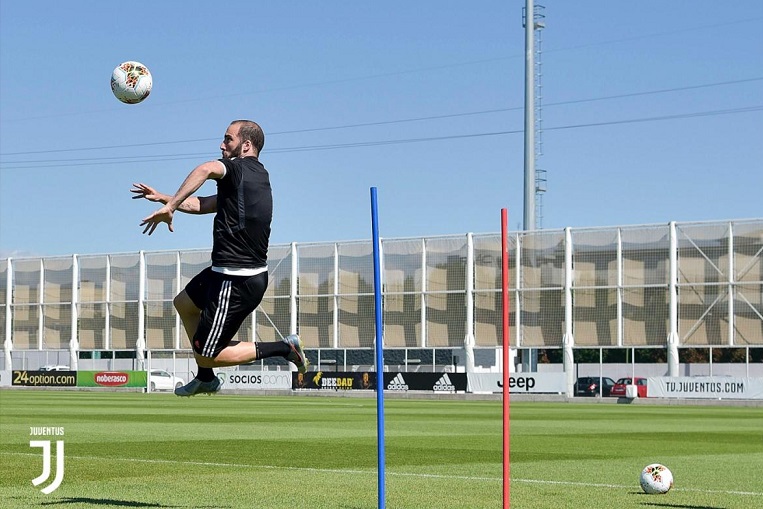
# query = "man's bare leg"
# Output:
<box><xmin>173</xmin><ymin>290</ymin><xmax>201</xmax><ymax>342</ymax></box>
<box><xmin>195</xmin><ymin>337</ymin><xmax>308</xmax><ymax>372</ymax></box>
<box><xmin>173</xmin><ymin>291</ymin><xmax>221</xmax><ymax>395</ymax></box>
<box><xmin>173</xmin><ymin>290</ymin><xmax>309</xmax><ymax>396</ymax></box>
<box><xmin>194</xmin><ymin>342</ymin><xmax>258</xmax><ymax>368</ymax></box>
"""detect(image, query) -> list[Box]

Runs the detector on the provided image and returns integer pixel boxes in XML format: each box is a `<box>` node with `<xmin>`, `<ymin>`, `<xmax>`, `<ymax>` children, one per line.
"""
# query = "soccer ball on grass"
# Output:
<box><xmin>639</xmin><ymin>463</ymin><xmax>673</xmax><ymax>494</ymax></box>
<box><xmin>111</xmin><ymin>61</ymin><xmax>152</xmax><ymax>104</ymax></box>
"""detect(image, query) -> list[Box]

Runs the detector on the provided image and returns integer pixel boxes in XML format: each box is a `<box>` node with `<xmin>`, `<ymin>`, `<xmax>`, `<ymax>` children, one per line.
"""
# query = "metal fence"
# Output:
<box><xmin>2</xmin><ymin>219</ymin><xmax>762</xmax><ymax>370</ymax></box>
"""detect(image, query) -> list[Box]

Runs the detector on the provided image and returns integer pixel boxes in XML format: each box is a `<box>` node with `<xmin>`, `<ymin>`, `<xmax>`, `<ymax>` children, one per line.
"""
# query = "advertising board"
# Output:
<box><xmin>77</xmin><ymin>371</ymin><xmax>147</xmax><ymax>388</ymax></box>
<box><xmin>647</xmin><ymin>377</ymin><xmax>763</xmax><ymax>399</ymax></box>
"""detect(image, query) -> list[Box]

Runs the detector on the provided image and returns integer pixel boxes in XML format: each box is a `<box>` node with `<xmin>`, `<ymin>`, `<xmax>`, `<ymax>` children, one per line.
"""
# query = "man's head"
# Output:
<box><xmin>220</xmin><ymin>120</ymin><xmax>264</xmax><ymax>158</ymax></box>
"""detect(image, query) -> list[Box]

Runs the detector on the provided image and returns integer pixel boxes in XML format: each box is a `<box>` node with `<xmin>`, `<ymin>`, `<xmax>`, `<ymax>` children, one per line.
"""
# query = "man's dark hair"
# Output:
<box><xmin>233</xmin><ymin>120</ymin><xmax>264</xmax><ymax>154</ymax></box>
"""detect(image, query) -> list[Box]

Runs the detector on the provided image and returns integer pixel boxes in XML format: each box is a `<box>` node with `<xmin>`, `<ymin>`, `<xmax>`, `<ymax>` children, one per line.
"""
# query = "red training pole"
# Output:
<box><xmin>501</xmin><ymin>208</ymin><xmax>510</xmax><ymax>509</ymax></box>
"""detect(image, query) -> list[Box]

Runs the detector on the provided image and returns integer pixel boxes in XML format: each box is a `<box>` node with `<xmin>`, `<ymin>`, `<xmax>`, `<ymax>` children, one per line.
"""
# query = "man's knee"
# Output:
<box><xmin>174</xmin><ymin>291</ymin><xmax>199</xmax><ymax>317</ymax></box>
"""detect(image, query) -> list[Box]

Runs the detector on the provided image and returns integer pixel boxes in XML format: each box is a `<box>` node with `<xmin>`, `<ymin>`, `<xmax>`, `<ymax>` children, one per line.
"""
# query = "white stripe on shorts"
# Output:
<box><xmin>203</xmin><ymin>280</ymin><xmax>232</xmax><ymax>357</ymax></box>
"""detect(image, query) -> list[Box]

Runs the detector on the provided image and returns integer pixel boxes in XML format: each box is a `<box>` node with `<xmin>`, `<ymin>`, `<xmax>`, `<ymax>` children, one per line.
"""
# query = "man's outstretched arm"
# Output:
<box><xmin>131</xmin><ymin>183</ymin><xmax>217</xmax><ymax>214</ymax></box>
<box><xmin>135</xmin><ymin>160</ymin><xmax>224</xmax><ymax>235</ymax></box>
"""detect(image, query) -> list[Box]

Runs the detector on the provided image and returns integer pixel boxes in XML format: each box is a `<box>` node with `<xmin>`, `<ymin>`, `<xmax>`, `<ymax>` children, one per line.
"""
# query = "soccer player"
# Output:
<box><xmin>131</xmin><ymin>119</ymin><xmax>308</xmax><ymax>396</ymax></box>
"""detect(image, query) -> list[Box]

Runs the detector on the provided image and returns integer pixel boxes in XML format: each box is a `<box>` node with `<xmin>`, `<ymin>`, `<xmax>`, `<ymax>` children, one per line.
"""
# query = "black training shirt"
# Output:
<box><xmin>211</xmin><ymin>156</ymin><xmax>272</xmax><ymax>269</ymax></box>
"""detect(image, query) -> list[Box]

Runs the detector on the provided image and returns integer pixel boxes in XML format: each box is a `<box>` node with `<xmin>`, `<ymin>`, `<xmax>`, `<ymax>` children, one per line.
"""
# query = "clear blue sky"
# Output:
<box><xmin>1</xmin><ymin>1</ymin><xmax>761</xmax><ymax>258</ymax></box>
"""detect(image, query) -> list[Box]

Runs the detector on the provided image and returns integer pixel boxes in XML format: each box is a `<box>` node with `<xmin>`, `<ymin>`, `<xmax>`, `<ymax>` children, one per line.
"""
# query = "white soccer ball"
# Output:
<box><xmin>639</xmin><ymin>463</ymin><xmax>673</xmax><ymax>494</ymax></box>
<box><xmin>111</xmin><ymin>61</ymin><xmax>152</xmax><ymax>104</ymax></box>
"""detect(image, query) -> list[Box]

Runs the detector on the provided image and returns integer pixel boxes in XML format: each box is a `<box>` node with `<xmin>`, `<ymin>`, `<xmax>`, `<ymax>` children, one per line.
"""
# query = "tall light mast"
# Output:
<box><xmin>522</xmin><ymin>0</ymin><xmax>537</xmax><ymax>233</ymax></box>
<box><xmin>523</xmin><ymin>1</ymin><xmax>546</xmax><ymax>231</ymax></box>
<box><xmin>522</xmin><ymin>1</ymin><xmax>546</xmax><ymax>372</ymax></box>
<box><xmin>534</xmin><ymin>5</ymin><xmax>546</xmax><ymax>228</ymax></box>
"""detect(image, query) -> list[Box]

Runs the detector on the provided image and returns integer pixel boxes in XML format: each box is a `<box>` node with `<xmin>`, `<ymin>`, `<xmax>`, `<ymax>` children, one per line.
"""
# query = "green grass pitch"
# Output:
<box><xmin>1</xmin><ymin>390</ymin><xmax>762</xmax><ymax>508</ymax></box>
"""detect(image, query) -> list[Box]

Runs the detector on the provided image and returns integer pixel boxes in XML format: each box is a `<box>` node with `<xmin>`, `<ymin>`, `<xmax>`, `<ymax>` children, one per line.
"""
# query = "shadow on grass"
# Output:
<box><xmin>38</xmin><ymin>498</ymin><xmax>229</xmax><ymax>508</ymax></box>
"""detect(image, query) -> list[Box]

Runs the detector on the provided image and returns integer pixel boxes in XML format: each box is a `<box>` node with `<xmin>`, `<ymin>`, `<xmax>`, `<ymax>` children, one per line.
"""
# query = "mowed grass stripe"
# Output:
<box><xmin>1</xmin><ymin>391</ymin><xmax>762</xmax><ymax>508</ymax></box>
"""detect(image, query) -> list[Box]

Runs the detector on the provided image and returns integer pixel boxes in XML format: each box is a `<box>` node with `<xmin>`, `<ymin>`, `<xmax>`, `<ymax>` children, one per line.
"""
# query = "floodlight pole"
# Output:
<box><xmin>521</xmin><ymin>0</ymin><xmax>540</xmax><ymax>373</ymax></box>
<box><xmin>523</xmin><ymin>0</ymin><xmax>536</xmax><ymax>235</ymax></box>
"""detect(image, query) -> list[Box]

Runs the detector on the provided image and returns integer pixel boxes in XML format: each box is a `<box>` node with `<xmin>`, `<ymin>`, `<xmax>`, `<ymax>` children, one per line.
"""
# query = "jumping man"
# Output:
<box><xmin>131</xmin><ymin>119</ymin><xmax>308</xmax><ymax>396</ymax></box>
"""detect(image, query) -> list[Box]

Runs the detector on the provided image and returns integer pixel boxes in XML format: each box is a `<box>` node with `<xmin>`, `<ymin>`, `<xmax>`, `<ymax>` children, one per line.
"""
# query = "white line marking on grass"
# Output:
<box><xmin>3</xmin><ymin>452</ymin><xmax>494</xmax><ymax>480</ymax></box>
<box><xmin>512</xmin><ymin>478</ymin><xmax>763</xmax><ymax>497</ymax></box>
<box><xmin>4</xmin><ymin>452</ymin><xmax>763</xmax><ymax>497</ymax></box>
<box><xmin>516</xmin><ymin>479</ymin><xmax>629</xmax><ymax>489</ymax></box>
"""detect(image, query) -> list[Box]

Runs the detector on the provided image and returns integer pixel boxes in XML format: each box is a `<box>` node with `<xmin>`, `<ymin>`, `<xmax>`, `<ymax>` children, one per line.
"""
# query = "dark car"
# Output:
<box><xmin>610</xmin><ymin>377</ymin><xmax>648</xmax><ymax>398</ymax></box>
<box><xmin>575</xmin><ymin>376</ymin><xmax>616</xmax><ymax>397</ymax></box>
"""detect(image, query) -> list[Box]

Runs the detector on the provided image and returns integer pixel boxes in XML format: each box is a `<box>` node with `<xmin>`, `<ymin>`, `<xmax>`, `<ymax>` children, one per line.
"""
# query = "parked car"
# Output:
<box><xmin>611</xmin><ymin>377</ymin><xmax>648</xmax><ymax>398</ymax></box>
<box><xmin>39</xmin><ymin>365</ymin><xmax>71</xmax><ymax>371</ymax></box>
<box><xmin>575</xmin><ymin>376</ymin><xmax>616</xmax><ymax>397</ymax></box>
<box><xmin>149</xmin><ymin>370</ymin><xmax>185</xmax><ymax>392</ymax></box>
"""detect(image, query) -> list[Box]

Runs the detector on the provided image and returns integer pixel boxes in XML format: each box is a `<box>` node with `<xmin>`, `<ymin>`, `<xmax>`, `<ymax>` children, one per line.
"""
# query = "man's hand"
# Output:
<box><xmin>131</xmin><ymin>183</ymin><xmax>164</xmax><ymax>202</ymax></box>
<box><xmin>141</xmin><ymin>205</ymin><xmax>174</xmax><ymax>235</ymax></box>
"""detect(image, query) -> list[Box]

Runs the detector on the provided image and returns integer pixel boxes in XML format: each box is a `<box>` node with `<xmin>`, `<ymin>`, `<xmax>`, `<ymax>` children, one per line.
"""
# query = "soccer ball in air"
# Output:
<box><xmin>111</xmin><ymin>61</ymin><xmax>152</xmax><ymax>104</ymax></box>
<box><xmin>639</xmin><ymin>463</ymin><xmax>673</xmax><ymax>494</ymax></box>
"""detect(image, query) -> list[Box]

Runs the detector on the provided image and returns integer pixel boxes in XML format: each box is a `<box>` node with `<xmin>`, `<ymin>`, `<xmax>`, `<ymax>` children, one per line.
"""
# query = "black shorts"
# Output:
<box><xmin>185</xmin><ymin>267</ymin><xmax>268</xmax><ymax>358</ymax></box>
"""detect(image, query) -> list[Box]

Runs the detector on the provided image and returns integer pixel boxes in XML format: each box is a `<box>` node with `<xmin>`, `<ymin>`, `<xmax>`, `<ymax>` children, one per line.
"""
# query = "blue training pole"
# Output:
<box><xmin>370</xmin><ymin>187</ymin><xmax>386</xmax><ymax>509</ymax></box>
